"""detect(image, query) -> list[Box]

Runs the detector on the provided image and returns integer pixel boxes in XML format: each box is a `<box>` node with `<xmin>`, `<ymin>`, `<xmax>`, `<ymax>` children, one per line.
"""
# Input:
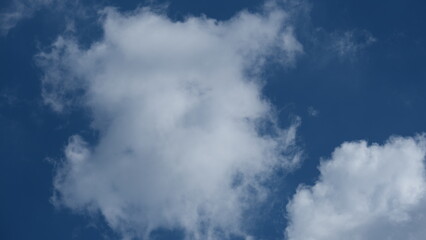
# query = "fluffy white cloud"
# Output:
<box><xmin>39</xmin><ymin>5</ymin><xmax>303</xmax><ymax>240</ymax></box>
<box><xmin>286</xmin><ymin>135</ymin><xmax>426</xmax><ymax>240</ymax></box>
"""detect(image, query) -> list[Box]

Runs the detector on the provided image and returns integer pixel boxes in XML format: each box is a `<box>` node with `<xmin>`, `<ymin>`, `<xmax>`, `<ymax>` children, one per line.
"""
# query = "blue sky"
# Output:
<box><xmin>1</xmin><ymin>0</ymin><xmax>426</xmax><ymax>240</ymax></box>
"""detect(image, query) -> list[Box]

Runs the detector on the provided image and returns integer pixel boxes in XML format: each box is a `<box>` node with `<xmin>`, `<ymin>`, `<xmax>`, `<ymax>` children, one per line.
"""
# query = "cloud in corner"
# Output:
<box><xmin>0</xmin><ymin>0</ymin><xmax>53</xmax><ymax>35</ymax></box>
<box><xmin>286</xmin><ymin>135</ymin><xmax>426</xmax><ymax>240</ymax></box>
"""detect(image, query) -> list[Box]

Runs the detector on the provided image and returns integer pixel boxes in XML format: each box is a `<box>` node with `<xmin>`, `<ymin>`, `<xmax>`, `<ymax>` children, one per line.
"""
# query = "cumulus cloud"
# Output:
<box><xmin>38</xmin><ymin>4</ymin><xmax>303</xmax><ymax>239</ymax></box>
<box><xmin>286</xmin><ymin>135</ymin><xmax>426</xmax><ymax>240</ymax></box>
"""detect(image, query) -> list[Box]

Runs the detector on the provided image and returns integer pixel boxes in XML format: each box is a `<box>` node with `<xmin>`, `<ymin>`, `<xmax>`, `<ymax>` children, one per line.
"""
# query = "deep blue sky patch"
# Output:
<box><xmin>2</xmin><ymin>1</ymin><xmax>426</xmax><ymax>240</ymax></box>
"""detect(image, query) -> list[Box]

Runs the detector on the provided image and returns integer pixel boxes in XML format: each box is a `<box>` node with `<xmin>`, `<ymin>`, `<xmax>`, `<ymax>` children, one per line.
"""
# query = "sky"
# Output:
<box><xmin>1</xmin><ymin>0</ymin><xmax>426</xmax><ymax>240</ymax></box>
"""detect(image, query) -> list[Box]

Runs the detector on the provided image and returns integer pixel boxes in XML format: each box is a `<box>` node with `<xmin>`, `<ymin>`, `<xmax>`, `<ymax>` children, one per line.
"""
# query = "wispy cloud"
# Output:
<box><xmin>0</xmin><ymin>0</ymin><xmax>53</xmax><ymax>35</ymax></box>
<box><xmin>307</xmin><ymin>106</ymin><xmax>319</xmax><ymax>117</ymax></box>
<box><xmin>331</xmin><ymin>29</ymin><xmax>377</xmax><ymax>59</ymax></box>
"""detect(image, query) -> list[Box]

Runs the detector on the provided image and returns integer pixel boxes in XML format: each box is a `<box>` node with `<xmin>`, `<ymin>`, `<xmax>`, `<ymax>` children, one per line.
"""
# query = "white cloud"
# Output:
<box><xmin>286</xmin><ymin>135</ymin><xmax>426</xmax><ymax>240</ymax></box>
<box><xmin>39</xmin><ymin>5</ymin><xmax>303</xmax><ymax>240</ymax></box>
